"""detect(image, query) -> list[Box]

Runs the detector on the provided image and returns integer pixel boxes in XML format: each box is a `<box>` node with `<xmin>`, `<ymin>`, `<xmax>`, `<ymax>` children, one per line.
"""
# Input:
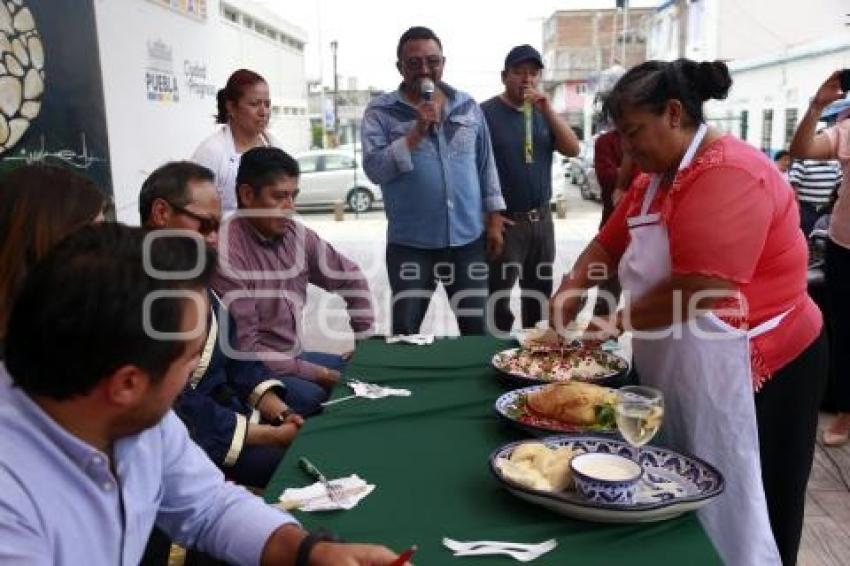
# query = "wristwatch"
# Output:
<box><xmin>295</xmin><ymin>529</ymin><xmax>341</xmax><ymax>566</ymax></box>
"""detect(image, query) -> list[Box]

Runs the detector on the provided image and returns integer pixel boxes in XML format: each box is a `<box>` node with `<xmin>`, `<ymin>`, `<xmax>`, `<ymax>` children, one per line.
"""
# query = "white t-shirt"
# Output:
<box><xmin>191</xmin><ymin>124</ymin><xmax>279</xmax><ymax>213</ymax></box>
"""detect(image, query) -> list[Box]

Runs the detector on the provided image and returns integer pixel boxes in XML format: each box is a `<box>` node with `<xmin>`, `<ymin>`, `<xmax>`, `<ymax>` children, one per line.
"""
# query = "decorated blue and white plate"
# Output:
<box><xmin>494</xmin><ymin>385</ymin><xmax>618</xmax><ymax>436</ymax></box>
<box><xmin>489</xmin><ymin>435</ymin><xmax>725</xmax><ymax>523</ymax></box>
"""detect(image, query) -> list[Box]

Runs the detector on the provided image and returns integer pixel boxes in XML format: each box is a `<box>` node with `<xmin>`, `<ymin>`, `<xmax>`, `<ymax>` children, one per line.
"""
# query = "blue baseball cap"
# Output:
<box><xmin>504</xmin><ymin>45</ymin><xmax>544</xmax><ymax>70</ymax></box>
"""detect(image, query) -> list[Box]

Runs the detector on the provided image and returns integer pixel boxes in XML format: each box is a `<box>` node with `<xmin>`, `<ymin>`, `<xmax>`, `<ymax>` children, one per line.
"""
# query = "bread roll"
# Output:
<box><xmin>496</xmin><ymin>458</ymin><xmax>551</xmax><ymax>491</ymax></box>
<box><xmin>509</xmin><ymin>442</ymin><xmax>551</xmax><ymax>468</ymax></box>
<box><xmin>542</xmin><ymin>446</ymin><xmax>577</xmax><ymax>491</ymax></box>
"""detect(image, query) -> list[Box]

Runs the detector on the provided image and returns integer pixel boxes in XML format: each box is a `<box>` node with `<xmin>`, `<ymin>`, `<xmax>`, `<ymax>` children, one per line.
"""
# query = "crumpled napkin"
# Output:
<box><xmin>443</xmin><ymin>538</ymin><xmax>557</xmax><ymax>562</ymax></box>
<box><xmin>322</xmin><ymin>380</ymin><xmax>412</xmax><ymax>407</ymax></box>
<box><xmin>385</xmin><ymin>333</ymin><xmax>434</xmax><ymax>345</ymax></box>
<box><xmin>278</xmin><ymin>475</ymin><xmax>374</xmax><ymax>511</ymax></box>
<box><xmin>349</xmin><ymin>380</ymin><xmax>411</xmax><ymax>399</ymax></box>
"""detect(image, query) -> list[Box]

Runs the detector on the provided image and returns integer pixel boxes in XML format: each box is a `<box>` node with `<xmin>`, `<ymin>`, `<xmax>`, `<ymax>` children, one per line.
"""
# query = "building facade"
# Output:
<box><xmin>647</xmin><ymin>0</ymin><xmax>848</xmax><ymax>155</ymax></box>
<box><xmin>95</xmin><ymin>0</ymin><xmax>309</xmax><ymax>223</ymax></box>
<box><xmin>542</xmin><ymin>7</ymin><xmax>653</xmax><ymax>138</ymax></box>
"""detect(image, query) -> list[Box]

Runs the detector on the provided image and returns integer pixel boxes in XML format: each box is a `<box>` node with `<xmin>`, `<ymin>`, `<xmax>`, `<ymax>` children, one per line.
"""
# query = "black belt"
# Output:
<box><xmin>503</xmin><ymin>205</ymin><xmax>550</xmax><ymax>223</ymax></box>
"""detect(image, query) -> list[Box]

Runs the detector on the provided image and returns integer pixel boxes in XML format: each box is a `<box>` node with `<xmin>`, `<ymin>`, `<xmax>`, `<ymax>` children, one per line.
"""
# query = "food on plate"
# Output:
<box><xmin>520</xmin><ymin>327</ymin><xmax>567</xmax><ymax>351</ymax></box>
<box><xmin>526</xmin><ymin>382</ymin><xmax>617</xmax><ymax>427</ymax></box>
<box><xmin>495</xmin><ymin>442</ymin><xmax>581</xmax><ymax>492</ymax></box>
<box><xmin>493</xmin><ymin>346</ymin><xmax>626</xmax><ymax>382</ymax></box>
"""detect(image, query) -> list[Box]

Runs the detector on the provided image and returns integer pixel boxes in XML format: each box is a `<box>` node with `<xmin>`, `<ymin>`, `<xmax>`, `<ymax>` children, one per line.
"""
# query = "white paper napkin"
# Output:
<box><xmin>385</xmin><ymin>334</ymin><xmax>434</xmax><ymax>345</ymax></box>
<box><xmin>349</xmin><ymin>380</ymin><xmax>411</xmax><ymax>399</ymax></box>
<box><xmin>322</xmin><ymin>380</ymin><xmax>412</xmax><ymax>406</ymax></box>
<box><xmin>278</xmin><ymin>474</ymin><xmax>374</xmax><ymax>511</ymax></box>
<box><xmin>443</xmin><ymin>537</ymin><xmax>557</xmax><ymax>562</ymax></box>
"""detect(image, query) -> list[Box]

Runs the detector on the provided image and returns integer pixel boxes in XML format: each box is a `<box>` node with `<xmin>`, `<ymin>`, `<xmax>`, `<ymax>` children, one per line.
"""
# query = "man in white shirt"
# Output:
<box><xmin>0</xmin><ymin>223</ymin><xmax>406</xmax><ymax>566</ymax></box>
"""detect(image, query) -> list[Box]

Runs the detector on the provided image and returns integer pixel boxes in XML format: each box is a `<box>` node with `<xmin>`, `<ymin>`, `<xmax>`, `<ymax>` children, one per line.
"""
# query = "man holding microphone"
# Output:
<box><xmin>481</xmin><ymin>45</ymin><xmax>580</xmax><ymax>332</ymax></box>
<box><xmin>362</xmin><ymin>26</ymin><xmax>506</xmax><ymax>336</ymax></box>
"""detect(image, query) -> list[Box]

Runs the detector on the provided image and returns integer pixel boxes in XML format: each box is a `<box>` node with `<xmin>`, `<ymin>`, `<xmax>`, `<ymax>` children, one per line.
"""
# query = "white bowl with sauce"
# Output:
<box><xmin>570</xmin><ymin>452</ymin><xmax>643</xmax><ymax>504</ymax></box>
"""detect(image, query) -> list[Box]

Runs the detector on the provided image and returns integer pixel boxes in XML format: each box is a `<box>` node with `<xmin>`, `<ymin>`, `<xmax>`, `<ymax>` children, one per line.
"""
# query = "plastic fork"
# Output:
<box><xmin>298</xmin><ymin>457</ymin><xmax>345</xmax><ymax>505</ymax></box>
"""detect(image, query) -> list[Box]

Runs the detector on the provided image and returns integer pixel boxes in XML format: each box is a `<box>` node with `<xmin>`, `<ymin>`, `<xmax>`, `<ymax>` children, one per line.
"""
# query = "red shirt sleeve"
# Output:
<box><xmin>668</xmin><ymin>166</ymin><xmax>772</xmax><ymax>284</ymax></box>
<box><xmin>594</xmin><ymin>132</ymin><xmax>622</xmax><ymax>195</ymax></box>
<box><xmin>596</xmin><ymin>184</ymin><xmax>636</xmax><ymax>262</ymax></box>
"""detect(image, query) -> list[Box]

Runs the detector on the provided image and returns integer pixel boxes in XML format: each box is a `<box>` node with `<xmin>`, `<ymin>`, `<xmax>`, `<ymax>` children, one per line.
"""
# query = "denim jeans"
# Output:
<box><xmin>386</xmin><ymin>236</ymin><xmax>488</xmax><ymax>335</ymax></box>
<box><xmin>280</xmin><ymin>351</ymin><xmax>347</xmax><ymax>417</ymax></box>
<box><xmin>487</xmin><ymin>214</ymin><xmax>555</xmax><ymax>332</ymax></box>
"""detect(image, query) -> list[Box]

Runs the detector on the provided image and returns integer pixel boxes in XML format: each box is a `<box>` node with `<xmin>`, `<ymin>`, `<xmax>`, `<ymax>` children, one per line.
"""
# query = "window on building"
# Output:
<box><xmin>242</xmin><ymin>16</ymin><xmax>253</xmax><ymax>30</ymax></box>
<box><xmin>221</xmin><ymin>4</ymin><xmax>239</xmax><ymax>23</ymax></box>
<box><xmin>761</xmin><ymin>109</ymin><xmax>773</xmax><ymax>152</ymax></box>
<box><xmin>740</xmin><ymin>110</ymin><xmax>749</xmax><ymax>141</ymax></box>
<box><xmin>576</xmin><ymin>83</ymin><xmax>587</xmax><ymax>95</ymax></box>
<box><xmin>784</xmin><ymin>108</ymin><xmax>798</xmax><ymax>147</ymax></box>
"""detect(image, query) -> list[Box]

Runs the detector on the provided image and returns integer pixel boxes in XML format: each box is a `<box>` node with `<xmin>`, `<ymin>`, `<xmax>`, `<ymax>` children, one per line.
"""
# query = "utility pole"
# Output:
<box><xmin>621</xmin><ymin>0</ymin><xmax>629</xmax><ymax>67</ymax></box>
<box><xmin>330</xmin><ymin>39</ymin><xmax>339</xmax><ymax>147</ymax></box>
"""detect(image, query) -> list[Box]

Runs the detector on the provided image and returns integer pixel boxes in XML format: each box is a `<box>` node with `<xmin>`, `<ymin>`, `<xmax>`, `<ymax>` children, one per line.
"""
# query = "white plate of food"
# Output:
<box><xmin>494</xmin><ymin>382</ymin><xmax>618</xmax><ymax>435</ymax></box>
<box><xmin>489</xmin><ymin>436</ymin><xmax>725</xmax><ymax>523</ymax></box>
<box><xmin>491</xmin><ymin>344</ymin><xmax>629</xmax><ymax>386</ymax></box>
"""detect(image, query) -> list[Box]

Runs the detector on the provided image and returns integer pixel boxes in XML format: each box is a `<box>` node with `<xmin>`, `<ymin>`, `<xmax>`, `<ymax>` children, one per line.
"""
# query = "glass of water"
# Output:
<box><xmin>615</xmin><ymin>385</ymin><xmax>664</xmax><ymax>464</ymax></box>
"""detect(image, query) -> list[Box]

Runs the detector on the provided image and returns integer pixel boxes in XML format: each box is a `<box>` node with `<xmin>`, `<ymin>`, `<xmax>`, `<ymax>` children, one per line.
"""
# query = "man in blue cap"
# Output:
<box><xmin>481</xmin><ymin>44</ymin><xmax>580</xmax><ymax>332</ymax></box>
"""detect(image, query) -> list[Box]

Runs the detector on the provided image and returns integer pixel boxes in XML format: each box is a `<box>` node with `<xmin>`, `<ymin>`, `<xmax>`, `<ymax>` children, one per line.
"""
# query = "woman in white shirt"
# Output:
<box><xmin>192</xmin><ymin>69</ymin><xmax>280</xmax><ymax>213</ymax></box>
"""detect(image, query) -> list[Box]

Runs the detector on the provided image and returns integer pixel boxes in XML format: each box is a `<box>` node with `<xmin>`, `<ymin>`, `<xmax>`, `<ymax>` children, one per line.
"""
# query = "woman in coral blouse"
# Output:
<box><xmin>551</xmin><ymin>60</ymin><xmax>826</xmax><ymax>566</ymax></box>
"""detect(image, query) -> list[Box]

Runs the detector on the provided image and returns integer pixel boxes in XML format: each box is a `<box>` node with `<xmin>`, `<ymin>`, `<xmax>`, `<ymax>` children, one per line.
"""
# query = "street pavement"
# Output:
<box><xmin>295</xmin><ymin>174</ymin><xmax>601</xmax><ymax>353</ymax></box>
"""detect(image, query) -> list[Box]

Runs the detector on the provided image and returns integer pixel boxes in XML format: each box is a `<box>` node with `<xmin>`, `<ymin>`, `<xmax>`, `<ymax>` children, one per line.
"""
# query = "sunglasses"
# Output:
<box><xmin>167</xmin><ymin>202</ymin><xmax>220</xmax><ymax>235</ymax></box>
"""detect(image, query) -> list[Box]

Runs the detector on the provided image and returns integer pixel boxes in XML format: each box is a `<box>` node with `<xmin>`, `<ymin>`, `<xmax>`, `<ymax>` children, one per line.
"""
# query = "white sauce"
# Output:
<box><xmin>572</xmin><ymin>454</ymin><xmax>640</xmax><ymax>481</ymax></box>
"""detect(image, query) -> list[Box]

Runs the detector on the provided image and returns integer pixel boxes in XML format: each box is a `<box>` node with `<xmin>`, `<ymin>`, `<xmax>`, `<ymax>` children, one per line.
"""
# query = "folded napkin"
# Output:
<box><xmin>385</xmin><ymin>334</ymin><xmax>434</xmax><ymax>345</ymax></box>
<box><xmin>278</xmin><ymin>475</ymin><xmax>374</xmax><ymax>511</ymax></box>
<box><xmin>443</xmin><ymin>538</ymin><xmax>557</xmax><ymax>562</ymax></box>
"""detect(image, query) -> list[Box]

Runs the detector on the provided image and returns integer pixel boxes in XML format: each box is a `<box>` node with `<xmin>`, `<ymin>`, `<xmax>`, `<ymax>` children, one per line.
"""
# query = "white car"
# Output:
<box><xmin>294</xmin><ymin>149</ymin><xmax>382</xmax><ymax>213</ymax></box>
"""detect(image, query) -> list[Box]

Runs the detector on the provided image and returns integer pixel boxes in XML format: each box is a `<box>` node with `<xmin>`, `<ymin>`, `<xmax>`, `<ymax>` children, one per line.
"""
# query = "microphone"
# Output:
<box><xmin>420</xmin><ymin>77</ymin><xmax>435</xmax><ymax>101</ymax></box>
<box><xmin>419</xmin><ymin>78</ymin><xmax>437</xmax><ymax>134</ymax></box>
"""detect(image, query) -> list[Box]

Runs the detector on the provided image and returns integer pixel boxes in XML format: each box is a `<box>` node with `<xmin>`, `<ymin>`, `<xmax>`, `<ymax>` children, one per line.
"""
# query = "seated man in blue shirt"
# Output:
<box><xmin>140</xmin><ymin>161</ymin><xmax>303</xmax><ymax>489</ymax></box>
<box><xmin>0</xmin><ymin>223</ymin><xmax>404</xmax><ymax>566</ymax></box>
<box><xmin>362</xmin><ymin>26</ymin><xmax>507</xmax><ymax>335</ymax></box>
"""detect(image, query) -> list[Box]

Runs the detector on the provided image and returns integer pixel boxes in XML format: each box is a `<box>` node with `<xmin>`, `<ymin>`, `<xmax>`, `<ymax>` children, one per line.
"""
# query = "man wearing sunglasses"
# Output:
<box><xmin>361</xmin><ymin>26</ymin><xmax>506</xmax><ymax>336</ymax></box>
<box><xmin>139</xmin><ymin>161</ymin><xmax>304</xmax><ymax>491</ymax></box>
<box><xmin>212</xmin><ymin>147</ymin><xmax>374</xmax><ymax>414</ymax></box>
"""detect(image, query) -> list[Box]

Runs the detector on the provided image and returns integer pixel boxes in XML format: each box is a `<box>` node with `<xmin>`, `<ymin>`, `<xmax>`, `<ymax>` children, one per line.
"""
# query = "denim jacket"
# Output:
<box><xmin>362</xmin><ymin>82</ymin><xmax>505</xmax><ymax>249</ymax></box>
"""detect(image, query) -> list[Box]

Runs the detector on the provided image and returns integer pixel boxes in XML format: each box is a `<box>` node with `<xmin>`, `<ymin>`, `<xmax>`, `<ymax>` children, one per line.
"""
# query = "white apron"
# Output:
<box><xmin>618</xmin><ymin>124</ymin><xmax>784</xmax><ymax>566</ymax></box>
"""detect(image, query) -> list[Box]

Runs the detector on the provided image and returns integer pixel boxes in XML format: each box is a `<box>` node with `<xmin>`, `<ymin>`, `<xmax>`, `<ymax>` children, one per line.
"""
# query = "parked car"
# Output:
<box><xmin>294</xmin><ymin>149</ymin><xmax>382</xmax><ymax>213</ymax></box>
<box><xmin>564</xmin><ymin>142</ymin><xmax>587</xmax><ymax>185</ymax></box>
<box><xmin>566</xmin><ymin>142</ymin><xmax>601</xmax><ymax>201</ymax></box>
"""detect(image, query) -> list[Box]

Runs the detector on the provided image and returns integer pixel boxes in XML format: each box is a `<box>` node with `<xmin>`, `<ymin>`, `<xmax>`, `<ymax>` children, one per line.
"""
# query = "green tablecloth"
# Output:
<box><xmin>265</xmin><ymin>337</ymin><xmax>721</xmax><ymax>565</ymax></box>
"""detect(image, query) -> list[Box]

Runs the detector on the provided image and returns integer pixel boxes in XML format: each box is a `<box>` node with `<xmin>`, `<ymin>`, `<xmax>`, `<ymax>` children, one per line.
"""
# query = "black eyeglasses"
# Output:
<box><xmin>167</xmin><ymin>202</ymin><xmax>220</xmax><ymax>235</ymax></box>
<box><xmin>402</xmin><ymin>56</ymin><xmax>444</xmax><ymax>71</ymax></box>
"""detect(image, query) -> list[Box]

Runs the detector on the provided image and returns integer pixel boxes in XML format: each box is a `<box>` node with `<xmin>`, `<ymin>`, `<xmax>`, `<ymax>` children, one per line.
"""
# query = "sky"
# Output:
<box><xmin>261</xmin><ymin>0</ymin><xmax>660</xmax><ymax>101</ymax></box>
